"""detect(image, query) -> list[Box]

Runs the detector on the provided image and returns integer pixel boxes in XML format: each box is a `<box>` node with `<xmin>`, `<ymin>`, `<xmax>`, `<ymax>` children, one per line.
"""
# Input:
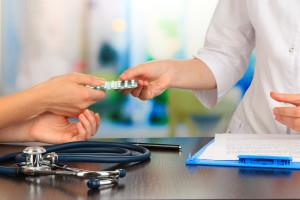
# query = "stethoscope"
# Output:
<box><xmin>0</xmin><ymin>141</ymin><xmax>151</xmax><ymax>190</ymax></box>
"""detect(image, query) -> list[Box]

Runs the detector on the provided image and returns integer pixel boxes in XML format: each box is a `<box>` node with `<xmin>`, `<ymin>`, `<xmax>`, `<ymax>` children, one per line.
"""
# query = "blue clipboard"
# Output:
<box><xmin>186</xmin><ymin>139</ymin><xmax>300</xmax><ymax>170</ymax></box>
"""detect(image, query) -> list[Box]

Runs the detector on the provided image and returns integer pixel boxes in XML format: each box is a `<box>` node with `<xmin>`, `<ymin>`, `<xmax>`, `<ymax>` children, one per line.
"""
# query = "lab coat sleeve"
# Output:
<box><xmin>193</xmin><ymin>0</ymin><xmax>255</xmax><ymax>109</ymax></box>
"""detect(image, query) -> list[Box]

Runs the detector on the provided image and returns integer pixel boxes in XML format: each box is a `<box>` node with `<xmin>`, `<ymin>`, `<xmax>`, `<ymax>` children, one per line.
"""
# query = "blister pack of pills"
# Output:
<box><xmin>86</xmin><ymin>80</ymin><xmax>138</xmax><ymax>90</ymax></box>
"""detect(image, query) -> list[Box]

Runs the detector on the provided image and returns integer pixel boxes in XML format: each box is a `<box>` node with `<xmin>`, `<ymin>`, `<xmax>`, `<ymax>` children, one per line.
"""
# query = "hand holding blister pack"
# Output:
<box><xmin>86</xmin><ymin>80</ymin><xmax>138</xmax><ymax>90</ymax></box>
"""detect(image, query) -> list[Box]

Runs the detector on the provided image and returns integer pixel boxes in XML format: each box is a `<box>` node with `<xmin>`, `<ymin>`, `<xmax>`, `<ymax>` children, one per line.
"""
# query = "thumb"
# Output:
<box><xmin>70</xmin><ymin>73</ymin><xmax>105</xmax><ymax>86</ymax></box>
<box><xmin>270</xmin><ymin>91</ymin><xmax>300</xmax><ymax>106</ymax></box>
<box><xmin>118</xmin><ymin>65</ymin><xmax>147</xmax><ymax>81</ymax></box>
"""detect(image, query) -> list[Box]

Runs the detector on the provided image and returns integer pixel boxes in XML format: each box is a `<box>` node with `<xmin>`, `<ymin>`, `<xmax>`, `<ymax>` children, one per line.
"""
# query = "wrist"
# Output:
<box><xmin>165</xmin><ymin>58</ymin><xmax>216</xmax><ymax>90</ymax></box>
<box><xmin>27</xmin><ymin>84</ymin><xmax>48</xmax><ymax>114</ymax></box>
<box><xmin>0</xmin><ymin>117</ymin><xmax>36</xmax><ymax>143</ymax></box>
<box><xmin>22</xmin><ymin>117</ymin><xmax>36</xmax><ymax>142</ymax></box>
<box><xmin>164</xmin><ymin>59</ymin><xmax>180</xmax><ymax>88</ymax></box>
<box><xmin>151</xmin><ymin>59</ymin><xmax>175</xmax><ymax>88</ymax></box>
<box><xmin>26</xmin><ymin>116</ymin><xmax>38</xmax><ymax>142</ymax></box>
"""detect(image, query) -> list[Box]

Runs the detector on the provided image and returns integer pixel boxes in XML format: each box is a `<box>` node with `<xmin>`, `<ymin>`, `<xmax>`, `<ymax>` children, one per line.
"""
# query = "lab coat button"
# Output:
<box><xmin>289</xmin><ymin>48</ymin><xmax>294</xmax><ymax>52</ymax></box>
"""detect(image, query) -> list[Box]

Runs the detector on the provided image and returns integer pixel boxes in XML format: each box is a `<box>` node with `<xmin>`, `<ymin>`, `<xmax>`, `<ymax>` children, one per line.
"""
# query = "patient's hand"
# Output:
<box><xmin>271</xmin><ymin>92</ymin><xmax>300</xmax><ymax>131</ymax></box>
<box><xmin>30</xmin><ymin>72</ymin><xmax>106</xmax><ymax>118</ymax></box>
<box><xmin>29</xmin><ymin>109</ymin><xmax>100</xmax><ymax>144</ymax></box>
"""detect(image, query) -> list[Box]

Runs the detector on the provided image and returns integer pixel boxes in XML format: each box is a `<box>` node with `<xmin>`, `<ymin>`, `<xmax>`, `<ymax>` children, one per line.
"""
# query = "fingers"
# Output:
<box><xmin>275</xmin><ymin>114</ymin><xmax>300</xmax><ymax>131</ymax></box>
<box><xmin>274</xmin><ymin>106</ymin><xmax>300</xmax><ymax>131</ymax></box>
<box><xmin>76</xmin><ymin>122</ymin><xmax>87</xmax><ymax>141</ymax></box>
<box><xmin>87</xmin><ymin>88</ymin><xmax>107</xmax><ymax>100</ymax></box>
<box><xmin>138</xmin><ymin>81</ymin><xmax>152</xmax><ymax>100</ymax></box>
<box><xmin>271</xmin><ymin>92</ymin><xmax>300</xmax><ymax>106</ymax></box>
<box><xmin>131</xmin><ymin>80</ymin><xmax>144</xmax><ymax>97</ymax></box>
<box><xmin>122</xmin><ymin>88</ymin><xmax>135</xmax><ymax>95</ymax></box>
<box><xmin>117</xmin><ymin>80</ymin><xmax>152</xmax><ymax>100</ymax></box>
<box><xmin>274</xmin><ymin>107</ymin><xmax>300</xmax><ymax>118</ymax></box>
<box><xmin>70</xmin><ymin>72</ymin><xmax>105</xmax><ymax>86</ymax></box>
<box><xmin>120</xmin><ymin>81</ymin><xmax>153</xmax><ymax>100</ymax></box>
<box><xmin>118</xmin><ymin>65</ymin><xmax>147</xmax><ymax>81</ymax></box>
<box><xmin>78</xmin><ymin>110</ymin><xmax>96</xmax><ymax>140</ymax></box>
<box><xmin>272</xmin><ymin>92</ymin><xmax>300</xmax><ymax>131</ymax></box>
<box><xmin>116</xmin><ymin>80</ymin><xmax>143</xmax><ymax>94</ymax></box>
<box><xmin>95</xmin><ymin>113</ymin><xmax>101</xmax><ymax>133</ymax></box>
<box><xmin>84</xmin><ymin>110</ymin><xmax>97</xmax><ymax>135</ymax></box>
<box><xmin>131</xmin><ymin>81</ymin><xmax>152</xmax><ymax>100</ymax></box>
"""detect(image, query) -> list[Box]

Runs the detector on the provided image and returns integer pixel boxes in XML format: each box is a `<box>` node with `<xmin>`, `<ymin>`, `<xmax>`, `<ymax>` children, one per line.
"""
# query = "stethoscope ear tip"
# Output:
<box><xmin>118</xmin><ymin>169</ymin><xmax>126</xmax><ymax>178</ymax></box>
<box><xmin>87</xmin><ymin>179</ymin><xmax>101</xmax><ymax>190</ymax></box>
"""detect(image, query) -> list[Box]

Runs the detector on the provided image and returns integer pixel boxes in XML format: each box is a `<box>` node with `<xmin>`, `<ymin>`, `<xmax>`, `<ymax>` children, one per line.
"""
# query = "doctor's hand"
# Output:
<box><xmin>117</xmin><ymin>60</ymin><xmax>172</xmax><ymax>100</ymax></box>
<box><xmin>28</xmin><ymin>109</ymin><xmax>100</xmax><ymax>144</ymax></box>
<box><xmin>271</xmin><ymin>92</ymin><xmax>300</xmax><ymax>131</ymax></box>
<box><xmin>30</xmin><ymin>72</ymin><xmax>106</xmax><ymax>118</ymax></box>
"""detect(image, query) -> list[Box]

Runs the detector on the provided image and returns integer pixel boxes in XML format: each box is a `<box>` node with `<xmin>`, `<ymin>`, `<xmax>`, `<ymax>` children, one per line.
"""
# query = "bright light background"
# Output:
<box><xmin>0</xmin><ymin>0</ymin><xmax>255</xmax><ymax>138</ymax></box>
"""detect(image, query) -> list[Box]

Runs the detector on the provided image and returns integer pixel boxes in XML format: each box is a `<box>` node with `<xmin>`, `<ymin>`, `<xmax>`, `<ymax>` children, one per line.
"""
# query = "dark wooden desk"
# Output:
<box><xmin>1</xmin><ymin>137</ymin><xmax>300</xmax><ymax>200</ymax></box>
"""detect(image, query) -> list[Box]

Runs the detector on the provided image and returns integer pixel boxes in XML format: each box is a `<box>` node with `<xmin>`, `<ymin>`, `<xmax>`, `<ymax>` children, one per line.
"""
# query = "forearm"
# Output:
<box><xmin>167</xmin><ymin>58</ymin><xmax>217</xmax><ymax>90</ymax></box>
<box><xmin>0</xmin><ymin>118</ymin><xmax>34</xmax><ymax>143</ymax></box>
<box><xmin>0</xmin><ymin>88</ymin><xmax>45</xmax><ymax>130</ymax></box>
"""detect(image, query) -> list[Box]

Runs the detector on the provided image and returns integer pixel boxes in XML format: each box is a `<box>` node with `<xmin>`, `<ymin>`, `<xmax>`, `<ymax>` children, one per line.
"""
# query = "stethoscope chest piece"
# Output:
<box><xmin>22</xmin><ymin>146</ymin><xmax>50</xmax><ymax>171</ymax></box>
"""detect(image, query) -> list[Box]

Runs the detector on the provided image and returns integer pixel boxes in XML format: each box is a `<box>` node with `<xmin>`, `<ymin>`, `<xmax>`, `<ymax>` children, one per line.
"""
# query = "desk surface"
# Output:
<box><xmin>1</xmin><ymin>137</ymin><xmax>300</xmax><ymax>200</ymax></box>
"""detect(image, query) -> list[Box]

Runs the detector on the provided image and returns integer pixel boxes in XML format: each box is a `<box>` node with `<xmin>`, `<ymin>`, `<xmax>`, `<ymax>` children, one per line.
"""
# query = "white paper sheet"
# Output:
<box><xmin>198</xmin><ymin>134</ymin><xmax>300</xmax><ymax>161</ymax></box>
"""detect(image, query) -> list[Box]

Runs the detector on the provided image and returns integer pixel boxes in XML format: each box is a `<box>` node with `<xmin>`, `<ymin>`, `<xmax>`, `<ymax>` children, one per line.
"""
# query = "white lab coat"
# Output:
<box><xmin>194</xmin><ymin>0</ymin><xmax>300</xmax><ymax>134</ymax></box>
